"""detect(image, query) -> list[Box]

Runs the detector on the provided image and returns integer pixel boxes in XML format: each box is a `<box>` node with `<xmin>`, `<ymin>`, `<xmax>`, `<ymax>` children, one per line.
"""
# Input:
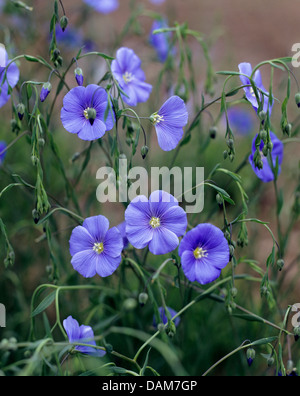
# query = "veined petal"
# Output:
<box><xmin>82</xmin><ymin>215</ymin><xmax>109</xmax><ymax>242</ymax></box>
<box><xmin>69</xmin><ymin>225</ymin><xmax>94</xmax><ymax>256</ymax></box>
<box><xmin>155</xmin><ymin>123</ymin><xmax>184</xmax><ymax>151</ymax></box>
<box><xmin>63</xmin><ymin>316</ymin><xmax>81</xmax><ymax>343</ymax></box>
<box><xmin>77</xmin><ymin>118</ymin><xmax>107</xmax><ymax>140</ymax></box>
<box><xmin>160</xmin><ymin>205</ymin><xmax>187</xmax><ymax>237</ymax></box>
<box><xmin>71</xmin><ymin>249</ymin><xmax>98</xmax><ymax>278</ymax></box>
<box><xmin>148</xmin><ymin>227</ymin><xmax>179</xmax><ymax>255</ymax></box>
<box><xmin>103</xmin><ymin>227</ymin><xmax>123</xmax><ymax>257</ymax></box>
<box><xmin>95</xmin><ymin>253</ymin><xmax>122</xmax><ymax>277</ymax></box>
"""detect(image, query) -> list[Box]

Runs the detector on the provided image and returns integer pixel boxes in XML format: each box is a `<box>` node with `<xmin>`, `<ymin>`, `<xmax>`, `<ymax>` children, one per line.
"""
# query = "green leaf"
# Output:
<box><xmin>232</xmin><ymin>314</ymin><xmax>265</xmax><ymax>323</ymax></box>
<box><xmin>140</xmin><ymin>348</ymin><xmax>152</xmax><ymax>376</ymax></box>
<box><xmin>31</xmin><ymin>290</ymin><xmax>56</xmax><ymax>317</ymax></box>
<box><xmin>251</xmin><ymin>336</ymin><xmax>278</xmax><ymax>346</ymax></box>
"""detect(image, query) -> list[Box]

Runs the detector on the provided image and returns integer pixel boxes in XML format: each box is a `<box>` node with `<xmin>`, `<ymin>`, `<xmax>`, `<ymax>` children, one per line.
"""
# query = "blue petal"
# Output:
<box><xmin>148</xmin><ymin>227</ymin><xmax>179</xmax><ymax>255</ymax></box>
<box><xmin>95</xmin><ymin>252</ymin><xmax>122</xmax><ymax>277</ymax></box>
<box><xmin>82</xmin><ymin>215</ymin><xmax>109</xmax><ymax>241</ymax></box>
<box><xmin>69</xmin><ymin>225</ymin><xmax>94</xmax><ymax>256</ymax></box>
<box><xmin>71</xmin><ymin>249</ymin><xmax>98</xmax><ymax>278</ymax></box>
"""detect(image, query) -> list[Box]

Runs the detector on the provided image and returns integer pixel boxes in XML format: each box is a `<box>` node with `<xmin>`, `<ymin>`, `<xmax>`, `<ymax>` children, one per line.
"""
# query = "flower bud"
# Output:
<box><xmin>87</xmin><ymin>107</ymin><xmax>97</xmax><ymax>125</ymax></box>
<box><xmin>16</xmin><ymin>103</ymin><xmax>25</xmax><ymax>120</ymax></box>
<box><xmin>227</xmin><ymin>138</ymin><xmax>234</xmax><ymax>150</ymax></box>
<box><xmin>294</xmin><ymin>326</ymin><xmax>300</xmax><ymax>342</ymax></box>
<box><xmin>40</xmin><ymin>82</ymin><xmax>52</xmax><ymax>102</ymax></box>
<box><xmin>166</xmin><ymin>321</ymin><xmax>176</xmax><ymax>338</ymax></box>
<box><xmin>60</xmin><ymin>15</ymin><xmax>69</xmax><ymax>32</ymax></box>
<box><xmin>123</xmin><ymin>298</ymin><xmax>137</xmax><ymax>311</ymax></box>
<box><xmin>138</xmin><ymin>292</ymin><xmax>148</xmax><ymax>307</ymax></box>
<box><xmin>231</xmin><ymin>287</ymin><xmax>238</xmax><ymax>298</ymax></box>
<box><xmin>284</xmin><ymin>123</ymin><xmax>292</xmax><ymax>136</ymax></box>
<box><xmin>223</xmin><ymin>150</ymin><xmax>228</xmax><ymax>160</ymax></box>
<box><xmin>209</xmin><ymin>126</ymin><xmax>217</xmax><ymax>139</ymax></box>
<box><xmin>246</xmin><ymin>347</ymin><xmax>255</xmax><ymax>367</ymax></box>
<box><xmin>216</xmin><ymin>193</ymin><xmax>223</xmax><ymax>206</ymax></box>
<box><xmin>295</xmin><ymin>93</ymin><xmax>300</xmax><ymax>108</ymax></box>
<box><xmin>258</xmin><ymin>110</ymin><xmax>266</xmax><ymax>122</ymax></box>
<box><xmin>74</xmin><ymin>67</ymin><xmax>83</xmax><ymax>86</ymax></box>
<box><xmin>276</xmin><ymin>258</ymin><xmax>284</xmax><ymax>271</ymax></box>
<box><xmin>141</xmin><ymin>145</ymin><xmax>149</xmax><ymax>159</ymax></box>
<box><xmin>259</xmin><ymin>129</ymin><xmax>267</xmax><ymax>141</ymax></box>
<box><xmin>32</xmin><ymin>208</ymin><xmax>40</xmax><ymax>224</ymax></box>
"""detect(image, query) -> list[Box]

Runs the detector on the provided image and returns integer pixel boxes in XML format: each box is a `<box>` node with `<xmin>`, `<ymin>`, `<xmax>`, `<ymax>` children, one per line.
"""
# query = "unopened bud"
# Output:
<box><xmin>209</xmin><ymin>126</ymin><xmax>217</xmax><ymax>139</ymax></box>
<box><xmin>295</xmin><ymin>93</ymin><xmax>300</xmax><ymax>108</ymax></box>
<box><xmin>166</xmin><ymin>321</ymin><xmax>176</xmax><ymax>338</ymax></box>
<box><xmin>74</xmin><ymin>67</ymin><xmax>83</xmax><ymax>86</ymax></box>
<box><xmin>141</xmin><ymin>145</ymin><xmax>149</xmax><ymax>159</ymax></box>
<box><xmin>60</xmin><ymin>15</ymin><xmax>69</xmax><ymax>32</ymax></box>
<box><xmin>258</xmin><ymin>110</ymin><xmax>266</xmax><ymax>122</ymax></box>
<box><xmin>246</xmin><ymin>348</ymin><xmax>255</xmax><ymax>367</ymax></box>
<box><xmin>16</xmin><ymin>103</ymin><xmax>25</xmax><ymax>121</ymax></box>
<box><xmin>223</xmin><ymin>150</ymin><xmax>228</xmax><ymax>160</ymax></box>
<box><xmin>123</xmin><ymin>298</ymin><xmax>137</xmax><ymax>311</ymax></box>
<box><xmin>40</xmin><ymin>82</ymin><xmax>52</xmax><ymax>102</ymax></box>
<box><xmin>138</xmin><ymin>292</ymin><xmax>148</xmax><ymax>307</ymax></box>
<box><xmin>276</xmin><ymin>258</ymin><xmax>284</xmax><ymax>271</ymax></box>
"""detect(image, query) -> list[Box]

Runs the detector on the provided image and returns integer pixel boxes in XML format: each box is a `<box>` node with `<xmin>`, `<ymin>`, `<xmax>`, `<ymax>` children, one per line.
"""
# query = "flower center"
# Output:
<box><xmin>193</xmin><ymin>247</ymin><xmax>207</xmax><ymax>259</ymax></box>
<box><xmin>150</xmin><ymin>113</ymin><xmax>164</xmax><ymax>125</ymax></box>
<box><xmin>149</xmin><ymin>217</ymin><xmax>160</xmax><ymax>229</ymax></box>
<box><xmin>122</xmin><ymin>71</ymin><xmax>134</xmax><ymax>84</ymax></box>
<box><xmin>93</xmin><ymin>242</ymin><xmax>104</xmax><ymax>254</ymax></box>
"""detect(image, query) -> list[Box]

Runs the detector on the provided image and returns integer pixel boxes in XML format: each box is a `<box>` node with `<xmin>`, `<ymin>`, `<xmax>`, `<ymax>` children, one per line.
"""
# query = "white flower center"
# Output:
<box><xmin>93</xmin><ymin>242</ymin><xmax>104</xmax><ymax>254</ymax></box>
<box><xmin>122</xmin><ymin>71</ymin><xmax>134</xmax><ymax>84</ymax></box>
<box><xmin>193</xmin><ymin>247</ymin><xmax>207</xmax><ymax>259</ymax></box>
<box><xmin>151</xmin><ymin>113</ymin><xmax>164</xmax><ymax>125</ymax></box>
<box><xmin>149</xmin><ymin>217</ymin><xmax>160</xmax><ymax>229</ymax></box>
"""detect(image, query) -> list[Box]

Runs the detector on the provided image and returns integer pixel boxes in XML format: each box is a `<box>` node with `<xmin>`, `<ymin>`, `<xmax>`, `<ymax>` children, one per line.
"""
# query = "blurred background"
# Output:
<box><xmin>0</xmin><ymin>0</ymin><xmax>299</xmax><ymax>376</ymax></box>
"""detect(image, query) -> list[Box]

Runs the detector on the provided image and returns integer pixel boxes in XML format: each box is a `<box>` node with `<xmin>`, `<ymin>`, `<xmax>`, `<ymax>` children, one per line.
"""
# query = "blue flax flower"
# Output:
<box><xmin>60</xmin><ymin>84</ymin><xmax>115</xmax><ymax>141</ymax></box>
<box><xmin>111</xmin><ymin>47</ymin><xmax>152</xmax><ymax>107</ymax></box>
<box><xmin>238</xmin><ymin>62</ymin><xmax>273</xmax><ymax>115</ymax></box>
<box><xmin>63</xmin><ymin>315</ymin><xmax>105</xmax><ymax>356</ymax></box>
<box><xmin>125</xmin><ymin>190</ymin><xmax>187</xmax><ymax>255</ymax></box>
<box><xmin>153</xmin><ymin>306</ymin><xmax>180</xmax><ymax>328</ymax></box>
<box><xmin>0</xmin><ymin>141</ymin><xmax>7</xmax><ymax>165</ymax></box>
<box><xmin>249</xmin><ymin>131</ymin><xmax>284</xmax><ymax>183</ymax></box>
<box><xmin>178</xmin><ymin>223</ymin><xmax>230</xmax><ymax>285</ymax></box>
<box><xmin>83</xmin><ymin>0</ymin><xmax>119</xmax><ymax>14</ymax></box>
<box><xmin>150</xmin><ymin>95</ymin><xmax>188</xmax><ymax>151</ymax></box>
<box><xmin>0</xmin><ymin>45</ymin><xmax>19</xmax><ymax>108</ymax></box>
<box><xmin>69</xmin><ymin>215</ymin><xmax>123</xmax><ymax>278</ymax></box>
<box><xmin>149</xmin><ymin>19</ymin><xmax>174</xmax><ymax>63</ymax></box>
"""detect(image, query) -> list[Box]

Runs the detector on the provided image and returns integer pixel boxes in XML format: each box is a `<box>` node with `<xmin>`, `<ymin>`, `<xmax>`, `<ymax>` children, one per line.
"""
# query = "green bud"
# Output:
<box><xmin>166</xmin><ymin>321</ymin><xmax>176</xmax><ymax>338</ymax></box>
<box><xmin>157</xmin><ymin>323</ymin><xmax>165</xmax><ymax>332</ymax></box>
<box><xmin>267</xmin><ymin>356</ymin><xmax>275</xmax><ymax>367</ymax></box>
<box><xmin>287</xmin><ymin>359</ymin><xmax>294</xmax><ymax>374</ymax></box>
<box><xmin>216</xmin><ymin>193</ymin><xmax>223</xmax><ymax>206</ymax></box>
<box><xmin>229</xmin><ymin>244</ymin><xmax>235</xmax><ymax>258</ymax></box>
<box><xmin>267</xmin><ymin>141</ymin><xmax>273</xmax><ymax>151</ymax></box>
<box><xmin>294</xmin><ymin>326</ymin><xmax>300</xmax><ymax>342</ymax></box>
<box><xmin>276</xmin><ymin>258</ymin><xmax>284</xmax><ymax>271</ymax></box>
<box><xmin>259</xmin><ymin>129</ymin><xmax>267</xmax><ymax>141</ymax></box>
<box><xmin>284</xmin><ymin>123</ymin><xmax>292</xmax><ymax>136</ymax></box>
<box><xmin>141</xmin><ymin>145</ymin><xmax>149</xmax><ymax>159</ymax></box>
<box><xmin>209</xmin><ymin>126</ymin><xmax>217</xmax><ymax>139</ymax></box>
<box><xmin>16</xmin><ymin>103</ymin><xmax>25</xmax><ymax>120</ymax></box>
<box><xmin>246</xmin><ymin>348</ymin><xmax>255</xmax><ymax>367</ymax></box>
<box><xmin>138</xmin><ymin>292</ymin><xmax>148</xmax><ymax>307</ymax></box>
<box><xmin>258</xmin><ymin>110</ymin><xmax>266</xmax><ymax>122</ymax></box>
<box><xmin>32</xmin><ymin>208</ymin><xmax>40</xmax><ymax>224</ymax></box>
<box><xmin>295</xmin><ymin>92</ymin><xmax>300</xmax><ymax>108</ymax></box>
<box><xmin>223</xmin><ymin>150</ymin><xmax>228</xmax><ymax>160</ymax></box>
<box><xmin>227</xmin><ymin>138</ymin><xmax>234</xmax><ymax>150</ymax></box>
<box><xmin>231</xmin><ymin>287</ymin><xmax>238</xmax><ymax>298</ymax></box>
<box><xmin>123</xmin><ymin>298</ymin><xmax>137</xmax><ymax>311</ymax></box>
<box><xmin>60</xmin><ymin>15</ymin><xmax>69</xmax><ymax>32</ymax></box>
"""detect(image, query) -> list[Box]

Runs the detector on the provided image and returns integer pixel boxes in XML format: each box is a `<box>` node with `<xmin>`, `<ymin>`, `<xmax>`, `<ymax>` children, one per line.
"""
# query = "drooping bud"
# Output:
<box><xmin>166</xmin><ymin>321</ymin><xmax>176</xmax><ymax>338</ymax></box>
<box><xmin>294</xmin><ymin>326</ymin><xmax>300</xmax><ymax>342</ymax></box>
<box><xmin>258</xmin><ymin>110</ymin><xmax>266</xmax><ymax>123</ymax></box>
<box><xmin>141</xmin><ymin>145</ymin><xmax>149</xmax><ymax>159</ymax></box>
<box><xmin>123</xmin><ymin>298</ymin><xmax>137</xmax><ymax>311</ymax></box>
<box><xmin>223</xmin><ymin>150</ymin><xmax>228</xmax><ymax>160</ymax></box>
<box><xmin>74</xmin><ymin>67</ymin><xmax>84</xmax><ymax>86</ymax></box>
<box><xmin>40</xmin><ymin>82</ymin><xmax>52</xmax><ymax>102</ymax></box>
<box><xmin>295</xmin><ymin>93</ymin><xmax>300</xmax><ymax>108</ymax></box>
<box><xmin>209</xmin><ymin>126</ymin><xmax>217</xmax><ymax>139</ymax></box>
<box><xmin>216</xmin><ymin>193</ymin><xmax>223</xmax><ymax>206</ymax></box>
<box><xmin>16</xmin><ymin>103</ymin><xmax>25</xmax><ymax>121</ymax></box>
<box><xmin>87</xmin><ymin>107</ymin><xmax>97</xmax><ymax>125</ymax></box>
<box><xmin>138</xmin><ymin>292</ymin><xmax>148</xmax><ymax>307</ymax></box>
<box><xmin>284</xmin><ymin>123</ymin><xmax>292</xmax><ymax>136</ymax></box>
<box><xmin>60</xmin><ymin>15</ymin><xmax>69</xmax><ymax>32</ymax></box>
<box><xmin>246</xmin><ymin>348</ymin><xmax>256</xmax><ymax>367</ymax></box>
<box><xmin>276</xmin><ymin>258</ymin><xmax>284</xmax><ymax>271</ymax></box>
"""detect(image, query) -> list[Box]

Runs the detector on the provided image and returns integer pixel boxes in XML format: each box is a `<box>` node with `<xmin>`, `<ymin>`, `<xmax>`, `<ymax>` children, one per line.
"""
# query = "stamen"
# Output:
<box><xmin>149</xmin><ymin>217</ymin><xmax>160</xmax><ymax>229</ymax></box>
<box><xmin>193</xmin><ymin>247</ymin><xmax>207</xmax><ymax>259</ymax></box>
<box><xmin>93</xmin><ymin>242</ymin><xmax>104</xmax><ymax>254</ymax></box>
<box><xmin>84</xmin><ymin>107</ymin><xmax>91</xmax><ymax>119</ymax></box>
<box><xmin>151</xmin><ymin>113</ymin><xmax>164</xmax><ymax>125</ymax></box>
<box><xmin>122</xmin><ymin>71</ymin><xmax>134</xmax><ymax>84</ymax></box>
